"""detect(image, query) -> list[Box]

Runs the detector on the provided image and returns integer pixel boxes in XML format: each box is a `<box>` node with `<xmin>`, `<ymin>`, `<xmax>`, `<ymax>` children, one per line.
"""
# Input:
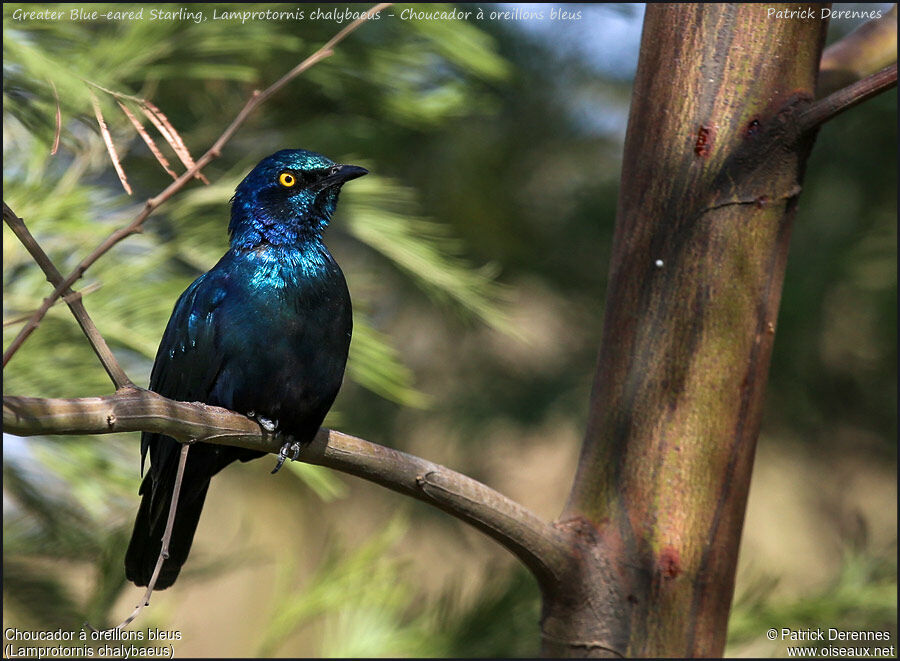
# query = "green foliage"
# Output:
<box><xmin>343</xmin><ymin>175</ymin><xmax>513</xmax><ymax>335</ymax></box>
<box><xmin>432</xmin><ymin>566</ymin><xmax>541</xmax><ymax>657</ymax></box>
<box><xmin>258</xmin><ymin>517</ymin><xmax>425</xmax><ymax>656</ymax></box>
<box><xmin>348</xmin><ymin>315</ymin><xmax>431</xmax><ymax>408</ymax></box>
<box><xmin>3</xmin><ymin>437</ymin><xmax>134</xmax><ymax>628</ymax></box>
<box><xmin>258</xmin><ymin>517</ymin><xmax>541</xmax><ymax>657</ymax></box>
<box><xmin>728</xmin><ymin>546</ymin><xmax>898</xmax><ymax>656</ymax></box>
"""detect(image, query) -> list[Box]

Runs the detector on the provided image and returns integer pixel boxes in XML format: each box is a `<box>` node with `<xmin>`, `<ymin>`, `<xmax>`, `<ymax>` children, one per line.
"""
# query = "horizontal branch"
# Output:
<box><xmin>801</xmin><ymin>62</ymin><xmax>897</xmax><ymax>130</ymax></box>
<box><xmin>3</xmin><ymin>388</ymin><xmax>571</xmax><ymax>589</ymax></box>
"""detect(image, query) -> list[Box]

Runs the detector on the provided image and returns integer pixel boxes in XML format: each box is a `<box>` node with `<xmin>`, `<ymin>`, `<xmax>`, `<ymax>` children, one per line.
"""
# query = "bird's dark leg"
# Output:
<box><xmin>247</xmin><ymin>410</ymin><xmax>278</xmax><ymax>433</ymax></box>
<box><xmin>271</xmin><ymin>437</ymin><xmax>303</xmax><ymax>474</ymax></box>
<box><xmin>246</xmin><ymin>411</ymin><xmax>296</xmax><ymax>472</ymax></box>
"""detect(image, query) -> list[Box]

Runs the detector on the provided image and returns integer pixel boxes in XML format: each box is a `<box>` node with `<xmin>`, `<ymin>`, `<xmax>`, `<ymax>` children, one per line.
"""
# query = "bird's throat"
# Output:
<box><xmin>235</xmin><ymin>240</ymin><xmax>334</xmax><ymax>292</ymax></box>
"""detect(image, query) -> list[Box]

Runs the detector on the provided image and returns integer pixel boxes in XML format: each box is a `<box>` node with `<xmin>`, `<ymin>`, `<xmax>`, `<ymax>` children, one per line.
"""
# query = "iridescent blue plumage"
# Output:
<box><xmin>125</xmin><ymin>150</ymin><xmax>367</xmax><ymax>589</ymax></box>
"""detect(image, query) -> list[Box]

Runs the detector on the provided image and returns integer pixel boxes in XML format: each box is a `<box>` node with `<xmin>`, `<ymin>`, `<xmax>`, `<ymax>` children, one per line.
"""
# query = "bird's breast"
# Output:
<box><xmin>212</xmin><ymin>249</ymin><xmax>352</xmax><ymax>435</ymax></box>
<box><xmin>245</xmin><ymin>245</ymin><xmax>330</xmax><ymax>291</ymax></box>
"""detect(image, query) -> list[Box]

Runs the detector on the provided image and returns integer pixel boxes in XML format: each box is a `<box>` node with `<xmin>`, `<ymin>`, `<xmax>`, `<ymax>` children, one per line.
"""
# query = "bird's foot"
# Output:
<box><xmin>247</xmin><ymin>411</ymin><xmax>278</xmax><ymax>433</ymax></box>
<box><xmin>257</xmin><ymin>416</ymin><xmax>277</xmax><ymax>432</ymax></box>
<box><xmin>271</xmin><ymin>439</ymin><xmax>302</xmax><ymax>474</ymax></box>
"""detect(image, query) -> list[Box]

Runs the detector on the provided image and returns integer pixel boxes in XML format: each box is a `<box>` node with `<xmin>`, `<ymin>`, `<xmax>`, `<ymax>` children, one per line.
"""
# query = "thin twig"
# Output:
<box><xmin>86</xmin><ymin>444</ymin><xmax>191</xmax><ymax>632</ymax></box>
<box><xmin>3</xmin><ymin>283</ymin><xmax>102</xmax><ymax>327</ymax></box>
<box><xmin>3</xmin><ymin>204</ymin><xmax>132</xmax><ymax>389</ymax></box>
<box><xmin>81</xmin><ymin>79</ymin><xmax>147</xmax><ymax>105</ymax></box>
<box><xmin>2</xmin><ymin>2</ymin><xmax>391</xmax><ymax>368</ymax></box>
<box><xmin>255</xmin><ymin>3</ymin><xmax>392</xmax><ymax>106</ymax></box>
<box><xmin>90</xmin><ymin>91</ymin><xmax>132</xmax><ymax>195</ymax></box>
<box><xmin>4</xmin><ymin>388</ymin><xmax>572</xmax><ymax>588</ymax></box>
<box><xmin>800</xmin><ymin>63</ymin><xmax>897</xmax><ymax>131</ymax></box>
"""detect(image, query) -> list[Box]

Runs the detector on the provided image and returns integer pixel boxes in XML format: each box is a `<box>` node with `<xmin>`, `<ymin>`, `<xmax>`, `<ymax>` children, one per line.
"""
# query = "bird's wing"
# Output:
<box><xmin>141</xmin><ymin>271</ymin><xmax>230</xmax><ymax>478</ymax></box>
<box><xmin>128</xmin><ymin>267</ymin><xmax>256</xmax><ymax>588</ymax></box>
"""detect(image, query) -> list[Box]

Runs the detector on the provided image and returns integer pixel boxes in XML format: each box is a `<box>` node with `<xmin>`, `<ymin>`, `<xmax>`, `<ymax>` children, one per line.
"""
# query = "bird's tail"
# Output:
<box><xmin>124</xmin><ymin>470</ymin><xmax>211</xmax><ymax>590</ymax></box>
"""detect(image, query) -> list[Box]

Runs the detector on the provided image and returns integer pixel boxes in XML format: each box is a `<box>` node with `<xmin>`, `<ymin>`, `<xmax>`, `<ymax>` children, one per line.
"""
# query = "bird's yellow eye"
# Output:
<box><xmin>278</xmin><ymin>172</ymin><xmax>296</xmax><ymax>187</ymax></box>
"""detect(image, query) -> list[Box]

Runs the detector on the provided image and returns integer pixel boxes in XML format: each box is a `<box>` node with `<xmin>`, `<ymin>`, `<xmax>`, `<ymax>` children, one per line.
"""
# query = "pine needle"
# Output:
<box><xmin>49</xmin><ymin>80</ymin><xmax>60</xmax><ymax>156</ymax></box>
<box><xmin>89</xmin><ymin>90</ymin><xmax>132</xmax><ymax>195</ymax></box>
<box><xmin>140</xmin><ymin>100</ymin><xmax>209</xmax><ymax>185</ymax></box>
<box><xmin>117</xmin><ymin>101</ymin><xmax>178</xmax><ymax>180</ymax></box>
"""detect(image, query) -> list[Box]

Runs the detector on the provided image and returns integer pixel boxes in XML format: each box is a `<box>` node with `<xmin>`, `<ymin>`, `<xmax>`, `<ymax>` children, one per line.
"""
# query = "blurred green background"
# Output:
<box><xmin>3</xmin><ymin>3</ymin><xmax>896</xmax><ymax>657</ymax></box>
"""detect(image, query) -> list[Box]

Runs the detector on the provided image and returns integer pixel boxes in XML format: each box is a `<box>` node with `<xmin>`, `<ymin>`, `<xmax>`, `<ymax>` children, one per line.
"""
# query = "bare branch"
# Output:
<box><xmin>256</xmin><ymin>3</ymin><xmax>392</xmax><ymax>106</ymax></box>
<box><xmin>3</xmin><ymin>283</ymin><xmax>101</xmax><ymax>327</ymax></box>
<box><xmin>818</xmin><ymin>5</ymin><xmax>897</xmax><ymax>97</ymax></box>
<box><xmin>3</xmin><ymin>203</ymin><xmax>132</xmax><ymax>389</ymax></box>
<box><xmin>2</xmin><ymin>2</ymin><xmax>391</xmax><ymax>367</ymax></box>
<box><xmin>4</xmin><ymin>388</ymin><xmax>571</xmax><ymax>588</ymax></box>
<box><xmin>801</xmin><ymin>63</ymin><xmax>897</xmax><ymax>131</ymax></box>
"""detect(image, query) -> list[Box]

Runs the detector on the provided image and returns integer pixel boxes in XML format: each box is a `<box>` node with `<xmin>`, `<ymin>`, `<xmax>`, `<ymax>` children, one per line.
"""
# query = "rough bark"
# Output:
<box><xmin>541</xmin><ymin>5</ymin><xmax>830</xmax><ymax>656</ymax></box>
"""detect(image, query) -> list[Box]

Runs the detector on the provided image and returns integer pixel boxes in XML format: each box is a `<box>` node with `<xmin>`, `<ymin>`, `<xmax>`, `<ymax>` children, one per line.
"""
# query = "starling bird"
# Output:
<box><xmin>125</xmin><ymin>149</ymin><xmax>367</xmax><ymax>589</ymax></box>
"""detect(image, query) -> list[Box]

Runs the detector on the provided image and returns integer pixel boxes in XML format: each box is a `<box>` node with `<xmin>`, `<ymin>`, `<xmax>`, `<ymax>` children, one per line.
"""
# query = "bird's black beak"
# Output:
<box><xmin>318</xmin><ymin>164</ymin><xmax>368</xmax><ymax>190</ymax></box>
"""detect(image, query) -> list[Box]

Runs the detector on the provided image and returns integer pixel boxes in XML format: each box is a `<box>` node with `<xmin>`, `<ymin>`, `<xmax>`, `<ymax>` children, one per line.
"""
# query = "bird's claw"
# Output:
<box><xmin>258</xmin><ymin>416</ymin><xmax>277</xmax><ymax>432</ymax></box>
<box><xmin>247</xmin><ymin>411</ymin><xmax>278</xmax><ymax>433</ymax></box>
<box><xmin>271</xmin><ymin>440</ymin><xmax>302</xmax><ymax>474</ymax></box>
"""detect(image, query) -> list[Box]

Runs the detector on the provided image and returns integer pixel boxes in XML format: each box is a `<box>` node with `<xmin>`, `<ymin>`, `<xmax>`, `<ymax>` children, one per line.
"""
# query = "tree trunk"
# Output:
<box><xmin>541</xmin><ymin>4</ymin><xmax>829</xmax><ymax>656</ymax></box>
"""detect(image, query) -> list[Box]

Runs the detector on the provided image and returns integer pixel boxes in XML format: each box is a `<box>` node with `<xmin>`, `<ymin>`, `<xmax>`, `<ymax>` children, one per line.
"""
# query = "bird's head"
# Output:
<box><xmin>229</xmin><ymin>149</ymin><xmax>367</xmax><ymax>248</ymax></box>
